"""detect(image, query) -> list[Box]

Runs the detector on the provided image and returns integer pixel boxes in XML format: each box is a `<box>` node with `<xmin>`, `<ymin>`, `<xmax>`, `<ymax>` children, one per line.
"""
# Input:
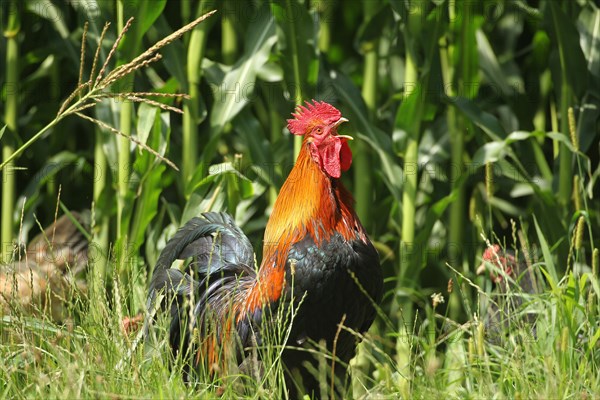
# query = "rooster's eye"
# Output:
<box><xmin>315</xmin><ymin>127</ymin><xmax>322</xmax><ymax>134</ymax></box>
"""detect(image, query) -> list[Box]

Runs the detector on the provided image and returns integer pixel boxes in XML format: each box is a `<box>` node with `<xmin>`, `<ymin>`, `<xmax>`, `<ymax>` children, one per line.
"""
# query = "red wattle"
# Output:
<box><xmin>319</xmin><ymin>138</ymin><xmax>353</xmax><ymax>178</ymax></box>
<box><xmin>340</xmin><ymin>140</ymin><xmax>352</xmax><ymax>172</ymax></box>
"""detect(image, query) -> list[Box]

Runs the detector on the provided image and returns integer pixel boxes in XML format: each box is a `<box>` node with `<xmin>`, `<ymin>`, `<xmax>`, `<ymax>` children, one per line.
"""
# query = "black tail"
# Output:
<box><xmin>146</xmin><ymin>212</ymin><xmax>257</xmax><ymax>374</ymax></box>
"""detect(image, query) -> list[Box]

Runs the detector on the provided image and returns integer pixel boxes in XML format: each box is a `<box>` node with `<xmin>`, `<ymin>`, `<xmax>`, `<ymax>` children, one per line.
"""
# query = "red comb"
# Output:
<box><xmin>482</xmin><ymin>244</ymin><xmax>501</xmax><ymax>261</ymax></box>
<box><xmin>286</xmin><ymin>100</ymin><xmax>342</xmax><ymax>135</ymax></box>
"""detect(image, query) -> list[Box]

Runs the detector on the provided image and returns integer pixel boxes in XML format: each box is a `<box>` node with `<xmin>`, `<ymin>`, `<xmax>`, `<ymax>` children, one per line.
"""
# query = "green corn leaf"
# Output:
<box><xmin>451</xmin><ymin>97</ymin><xmax>506</xmax><ymax>140</ymax></box>
<box><xmin>545</xmin><ymin>1</ymin><xmax>589</xmax><ymax>99</ymax></box>
<box><xmin>272</xmin><ymin>0</ymin><xmax>318</xmax><ymax>101</ymax></box>
<box><xmin>533</xmin><ymin>214</ymin><xmax>559</xmax><ymax>290</ymax></box>
<box><xmin>209</xmin><ymin>4</ymin><xmax>277</xmax><ymax>134</ymax></box>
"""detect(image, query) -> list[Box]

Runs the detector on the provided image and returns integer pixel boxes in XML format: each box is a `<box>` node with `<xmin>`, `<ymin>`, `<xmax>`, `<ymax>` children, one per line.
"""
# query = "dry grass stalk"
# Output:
<box><xmin>51</xmin><ymin>184</ymin><xmax>62</xmax><ymax>245</ymax></box>
<box><xmin>69</xmin><ymin>102</ymin><xmax>98</xmax><ymax>115</ymax></box>
<box><xmin>100</xmin><ymin>53</ymin><xmax>163</xmax><ymax>89</ymax></box>
<box><xmin>95</xmin><ymin>17</ymin><xmax>134</xmax><ymax>86</ymax></box>
<box><xmin>118</xmin><ymin>92</ymin><xmax>190</xmax><ymax>99</ymax></box>
<box><xmin>123</xmin><ymin>10</ymin><xmax>217</xmax><ymax>74</ymax></box>
<box><xmin>0</xmin><ymin>10</ymin><xmax>217</xmax><ymax>173</ymax></box>
<box><xmin>66</xmin><ymin>10</ymin><xmax>216</xmax><ymax>170</ymax></box>
<box><xmin>90</xmin><ymin>22</ymin><xmax>111</xmax><ymax>82</ymax></box>
<box><xmin>75</xmin><ymin>112</ymin><xmax>178</xmax><ymax>171</ymax></box>
<box><xmin>78</xmin><ymin>22</ymin><xmax>89</xmax><ymax>89</ymax></box>
<box><xmin>123</xmin><ymin>95</ymin><xmax>185</xmax><ymax>114</ymax></box>
<box><xmin>57</xmin><ymin>82</ymin><xmax>91</xmax><ymax>116</ymax></box>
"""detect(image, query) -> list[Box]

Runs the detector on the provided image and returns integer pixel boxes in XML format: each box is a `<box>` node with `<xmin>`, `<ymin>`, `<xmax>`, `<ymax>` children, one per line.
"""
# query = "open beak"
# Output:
<box><xmin>332</xmin><ymin>117</ymin><xmax>353</xmax><ymax>140</ymax></box>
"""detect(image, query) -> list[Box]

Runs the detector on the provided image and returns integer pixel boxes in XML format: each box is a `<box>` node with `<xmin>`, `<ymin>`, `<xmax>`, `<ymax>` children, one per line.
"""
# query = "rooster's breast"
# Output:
<box><xmin>284</xmin><ymin>231</ymin><xmax>382</xmax><ymax>360</ymax></box>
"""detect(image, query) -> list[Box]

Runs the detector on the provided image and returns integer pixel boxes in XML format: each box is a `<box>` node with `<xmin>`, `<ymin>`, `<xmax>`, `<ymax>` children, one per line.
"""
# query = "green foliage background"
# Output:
<box><xmin>0</xmin><ymin>0</ymin><xmax>599</xmax><ymax>398</ymax></box>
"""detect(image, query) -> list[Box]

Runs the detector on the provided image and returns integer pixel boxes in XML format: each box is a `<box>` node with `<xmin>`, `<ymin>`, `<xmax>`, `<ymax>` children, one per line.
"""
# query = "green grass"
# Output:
<box><xmin>1</xmin><ymin>0</ymin><xmax>600</xmax><ymax>398</ymax></box>
<box><xmin>1</xmin><ymin>244</ymin><xmax>598</xmax><ymax>398</ymax></box>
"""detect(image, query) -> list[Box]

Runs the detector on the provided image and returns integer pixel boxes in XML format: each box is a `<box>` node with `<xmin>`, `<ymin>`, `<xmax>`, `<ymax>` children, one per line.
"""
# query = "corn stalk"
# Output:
<box><xmin>1</xmin><ymin>0</ymin><xmax>19</xmax><ymax>261</ymax></box>
<box><xmin>355</xmin><ymin>0</ymin><xmax>378</xmax><ymax>228</ymax></box>
<box><xmin>182</xmin><ymin>2</ymin><xmax>212</xmax><ymax>188</ymax></box>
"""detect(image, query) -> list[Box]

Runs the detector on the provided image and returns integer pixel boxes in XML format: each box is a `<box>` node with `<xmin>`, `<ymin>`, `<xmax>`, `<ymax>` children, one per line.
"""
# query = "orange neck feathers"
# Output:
<box><xmin>264</xmin><ymin>139</ymin><xmax>361</xmax><ymax>260</ymax></box>
<box><xmin>241</xmin><ymin>140</ymin><xmax>365</xmax><ymax>316</ymax></box>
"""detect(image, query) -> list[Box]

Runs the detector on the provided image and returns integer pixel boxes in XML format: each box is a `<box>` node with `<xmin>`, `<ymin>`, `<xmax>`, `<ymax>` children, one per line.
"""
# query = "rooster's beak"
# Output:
<box><xmin>332</xmin><ymin>117</ymin><xmax>353</xmax><ymax>140</ymax></box>
<box><xmin>333</xmin><ymin>117</ymin><xmax>349</xmax><ymax>126</ymax></box>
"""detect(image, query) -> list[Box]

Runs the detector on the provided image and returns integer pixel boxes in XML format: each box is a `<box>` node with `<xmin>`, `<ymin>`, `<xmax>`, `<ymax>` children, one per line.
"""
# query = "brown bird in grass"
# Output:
<box><xmin>477</xmin><ymin>244</ymin><xmax>542</xmax><ymax>342</ymax></box>
<box><xmin>0</xmin><ymin>212</ymin><xmax>89</xmax><ymax>321</ymax></box>
<box><xmin>147</xmin><ymin>101</ymin><xmax>383</xmax><ymax>398</ymax></box>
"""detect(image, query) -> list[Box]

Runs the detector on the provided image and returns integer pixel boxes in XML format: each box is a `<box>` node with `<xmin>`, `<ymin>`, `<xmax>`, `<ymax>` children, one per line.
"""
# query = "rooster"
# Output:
<box><xmin>477</xmin><ymin>244</ymin><xmax>542</xmax><ymax>343</ymax></box>
<box><xmin>147</xmin><ymin>100</ymin><xmax>382</xmax><ymax>397</ymax></box>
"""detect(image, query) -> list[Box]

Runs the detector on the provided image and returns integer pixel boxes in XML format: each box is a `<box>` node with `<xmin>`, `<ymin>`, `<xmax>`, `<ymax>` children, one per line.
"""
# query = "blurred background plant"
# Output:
<box><xmin>0</xmin><ymin>0</ymin><xmax>598</xmax><ymax>398</ymax></box>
